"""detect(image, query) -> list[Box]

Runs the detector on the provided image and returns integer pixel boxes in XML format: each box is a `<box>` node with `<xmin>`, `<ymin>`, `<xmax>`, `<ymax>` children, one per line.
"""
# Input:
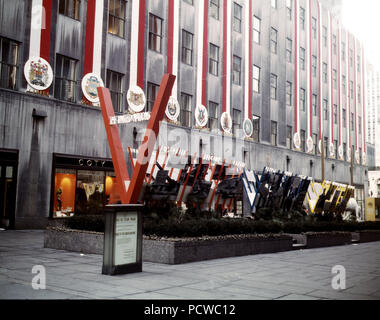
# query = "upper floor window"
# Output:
<box><xmin>332</xmin><ymin>35</ymin><xmax>337</xmax><ymax>54</ymax></box>
<box><xmin>149</xmin><ymin>14</ymin><xmax>163</xmax><ymax>53</ymax></box>
<box><xmin>253</xmin><ymin>65</ymin><xmax>260</xmax><ymax>93</ymax></box>
<box><xmin>253</xmin><ymin>16</ymin><xmax>261</xmax><ymax>44</ymax></box>
<box><xmin>323</xmin><ymin>99</ymin><xmax>328</xmax><ymax>120</ymax></box>
<box><xmin>208</xmin><ymin>101</ymin><xmax>219</xmax><ymax>130</ymax></box>
<box><xmin>286</xmin><ymin>81</ymin><xmax>292</xmax><ymax>106</ymax></box>
<box><xmin>312</xmin><ymin>55</ymin><xmax>317</xmax><ymax>77</ymax></box>
<box><xmin>286</xmin><ymin>126</ymin><xmax>293</xmax><ymax>149</ymax></box>
<box><xmin>300</xmin><ymin>88</ymin><xmax>306</xmax><ymax>111</ymax></box>
<box><xmin>312</xmin><ymin>17</ymin><xmax>317</xmax><ymax>39</ymax></box>
<box><xmin>147</xmin><ymin>82</ymin><xmax>159</xmax><ymax>112</ymax></box>
<box><xmin>108</xmin><ymin>0</ymin><xmax>126</xmax><ymax>38</ymax></box>
<box><xmin>333</xmin><ymin>69</ymin><xmax>337</xmax><ymax>89</ymax></box>
<box><xmin>181</xmin><ymin>30</ymin><xmax>193</xmax><ymax>66</ymax></box>
<box><xmin>270</xmin><ymin>28</ymin><xmax>278</xmax><ymax>54</ymax></box>
<box><xmin>301</xmin><ymin>130</ymin><xmax>306</xmax><ymax>152</ymax></box>
<box><xmin>323</xmin><ymin>62</ymin><xmax>328</xmax><ymax>83</ymax></box>
<box><xmin>312</xmin><ymin>94</ymin><xmax>318</xmax><ymax>116</ymax></box>
<box><xmin>342</xmin><ymin>43</ymin><xmax>346</xmax><ymax>61</ymax></box>
<box><xmin>233</xmin><ymin>3</ymin><xmax>242</xmax><ymax>33</ymax></box>
<box><xmin>106</xmin><ymin>70</ymin><xmax>124</xmax><ymax>113</ymax></box>
<box><xmin>183</xmin><ymin>0</ymin><xmax>193</xmax><ymax>5</ymax></box>
<box><xmin>209</xmin><ymin>43</ymin><xmax>219</xmax><ymax>76</ymax></box>
<box><xmin>286</xmin><ymin>38</ymin><xmax>292</xmax><ymax>63</ymax></box>
<box><xmin>323</xmin><ymin>26</ymin><xmax>327</xmax><ymax>47</ymax></box>
<box><xmin>210</xmin><ymin>0</ymin><xmax>220</xmax><ymax>20</ymax></box>
<box><xmin>59</xmin><ymin>0</ymin><xmax>80</xmax><ymax>20</ymax></box>
<box><xmin>270</xmin><ymin>73</ymin><xmax>277</xmax><ymax>100</ymax></box>
<box><xmin>333</xmin><ymin>104</ymin><xmax>338</xmax><ymax>124</ymax></box>
<box><xmin>300</xmin><ymin>47</ymin><xmax>305</xmax><ymax>70</ymax></box>
<box><xmin>271</xmin><ymin>0</ymin><xmax>277</xmax><ymax>9</ymax></box>
<box><xmin>300</xmin><ymin>7</ymin><xmax>305</xmax><ymax>30</ymax></box>
<box><xmin>271</xmin><ymin>121</ymin><xmax>277</xmax><ymax>146</ymax></box>
<box><xmin>0</xmin><ymin>37</ymin><xmax>19</xmax><ymax>90</ymax></box>
<box><xmin>286</xmin><ymin>0</ymin><xmax>293</xmax><ymax>20</ymax></box>
<box><xmin>232</xmin><ymin>55</ymin><xmax>241</xmax><ymax>85</ymax></box>
<box><xmin>180</xmin><ymin>93</ymin><xmax>192</xmax><ymax>127</ymax></box>
<box><xmin>54</xmin><ymin>54</ymin><xmax>78</xmax><ymax>103</ymax></box>
<box><xmin>232</xmin><ymin>108</ymin><xmax>241</xmax><ymax>135</ymax></box>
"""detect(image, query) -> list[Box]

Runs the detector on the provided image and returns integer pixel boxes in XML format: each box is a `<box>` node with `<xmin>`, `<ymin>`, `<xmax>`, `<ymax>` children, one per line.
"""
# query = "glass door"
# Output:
<box><xmin>0</xmin><ymin>165</ymin><xmax>16</xmax><ymax>229</ymax></box>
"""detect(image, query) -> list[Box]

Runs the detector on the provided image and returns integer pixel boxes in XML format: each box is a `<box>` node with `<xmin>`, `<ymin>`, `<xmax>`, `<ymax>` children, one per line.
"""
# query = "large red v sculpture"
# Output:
<box><xmin>97</xmin><ymin>74</ymin><xmax>176</xmax><ymax>204</ymax></box>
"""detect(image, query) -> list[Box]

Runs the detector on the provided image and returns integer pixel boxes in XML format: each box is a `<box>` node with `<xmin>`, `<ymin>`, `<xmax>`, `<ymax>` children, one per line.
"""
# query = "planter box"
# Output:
<box><xmin>357</xmin><ymin>230</ymin><xmax>380</xmax><ymax>243</ymax></box>
<box><xmin>44</xmin><ymin>228</ymin><xmax>293</xmax><ymax>264</ymax></box>
<box><xmin>142</xmin><ymin>235</ymin><xmax>293</xmax><ymax>264</ymax></box>
<box><xmin>44</xmin><ymin>228</ymin><xmax>104</xmax><ymax>255</ymax></box>
<box><xmin>285</xmin><ymin>232</ymin><xmax>352</xmax><ymax>249</ymax></box>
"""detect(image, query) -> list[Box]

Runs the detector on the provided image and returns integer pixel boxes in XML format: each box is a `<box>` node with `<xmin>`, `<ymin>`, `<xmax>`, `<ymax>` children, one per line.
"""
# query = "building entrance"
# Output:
<box><xmin>0</xmin><ymin>150</ymin><xmax>18</xmax><ymax>229</ymax></box>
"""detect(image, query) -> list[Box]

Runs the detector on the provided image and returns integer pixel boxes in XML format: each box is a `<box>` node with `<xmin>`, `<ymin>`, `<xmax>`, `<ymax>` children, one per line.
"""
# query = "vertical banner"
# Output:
<box><xmin>318</xmin><ymin>1</ymin><xmax>323</xmax><ymax>152</ymax></box>
<box><xmin>328</xmin><ymin>11</ymin><xmax>333</xmax><ymax>157</ymax></box>
<box><xmin>306</xmin><ymin>0</ymin><xmax>313</xmax><ymax>152</ymax></box>
<box><xmin>361</xmin><ymin>46</ymin><xmax>366</xmax><ymax>164</ymax></box>
<box><xmin>337</xmin><ymin>22</ymin><xmax>343</xmax><ymax>159</ymax></box>
<box><xmin>222</xmin><ymin>0</ymin><xmax>232</xmax><ymax>115</ymax></box>
<box><xmin>130</xmin><ymin>0</ymin><xmax>146</xmax><ymax>89</ymax></box>
<box><xmin>196</xmin><ymin>1</ymin><xmax>208</xmax><ymax>110</ymax></box>
<box><xmin>244</xmin><ymin>0</ymin><xmax>253</xmax><ymax>120</ymax></box>
<box><xmin>294</xmin><ymin>0</ymin><xmax>301</xmax><ymax>150</ymax></box>
<box><xmin>167</xmin><ymin>0</ymin><xmax>179</xmax><ymax>98</ymax></box>
<box><xmin>346</xmin><ymin>32</ymin><xmax>351</xmax><ymax>161</ymax></box>
<box><xmin>353</xmin><ymin>38</ymin><xmax>358</xmax><ymax>162</ymax></box>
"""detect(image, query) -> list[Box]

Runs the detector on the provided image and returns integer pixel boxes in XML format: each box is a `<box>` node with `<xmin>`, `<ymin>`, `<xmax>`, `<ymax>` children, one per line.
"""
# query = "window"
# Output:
<box><xmin>210</xmin><ymin>0</ymin><xmax>220</xmax><ymax>20</ymax></box>
<box><xmin>108</xmin><ymin>0</ymin><xmax>126</xmax><ymax>38</ymax></box>
<box><xmin>271</xmin><ymin>0</ymin><xmax>277</xmax><ymax>9</ymax></box>
<box><xmin>332</xmin><ymin>35</ymin><xmax>337</xmax><ymax>54</ymax></box>
<box><xmin>334</xmin><ymin>140</ymin><xmax>338</xmax><ymax>159</ymax></box>
<box><xmin>312</xmin><ymin>55</ymin><xmax>317</xmax><ymax>77</ymax></box>
<box><xmin>341</xmin><ymin>43</ymin><xmax>346</xmax><ymax>61</ymax></box>
<box><xmin>333</xmin><ymin>104</ymin><xmax>338</xmax><ymax>124</ymax></box>
<box><xmin>358</xmin><ymin>116</ymin><xmax>362</xmax><ymax>134</ymax></box>
<box><xmin>106</xmin><ymin>70</ymin><xmax>123</xmax><ymax>113</ymax></box>
<box><xmin>312</xmin><ymin>94</ymin><xmax>317</xmax><ymax>116</ymax></box>
<box><xmin>270</xmin><ymin>28</ymin><xmax>278</xmax><ymax>54</ymax></box>
<box><xmin>149</xmin><ymin>14</ymin><xmax>163</xmax><ymax>53</ymax></box>
<box><xmin>324</xmin><ymin>137</ymin><xmax>328</xmax><ymax>158</ymax></box>
<box><xmin>343</xmin><ymin>142</ymin><xmax>347</xmax><ymax>161</ymax></box>
<box><xmin>300</xmin><ymin>47</ymin><xmax>306</xmax><ymax>70</ymax></box>
<box><xmin>350</xmin><ymin>49</ymin><xmax>353</xmax><ymax>66</ymax></box>
<box><xmin>253</xmin><ymin>65</ymin><xmax>260</xmax><ymax>93</ymax></box>
<box><xmin>323</xmin><ymin>99</ymin><xmax>328</xmax><ymax>120</ymax></box>
<box><xmin>271</xmin><ymin>121</ymin><xmax>277</xmax><ymax>146</ymax></box>
<box><xmin>323</xmin><ymin>63</ymin><xmax>328</xmax><ymax>83</ymax></box>
<box><xmin>333</xmin><ymin>69</ymin><xmax>337</xmax><ymax>89</ymax></box>
<box><xmin>286</xmin><ymin>126</ymin><xmax>293</xmax><ymax>149</ymax></box>
<box><xmin>351</xmin><ymin>112</ymin><xmax>354</xmax><ymax>130</ymax></box>
<box><xmin>350</xmin><ymin>81</ymin><xmax>354</xmax><ymax>98</ymax></box>
<box><xmin>233</xmin><ymin>3</ymin><xmax>242</xmax><ymax>33</ymax></box>
<box><xmin>313</xmin><ymin>134</ymin><xmax>318</xmax><ymax>154</ymax></box>
<box><xmin>301</xmin><ymin>130</ymin><xmax>306</xmax><ymax>152</ymax></box>
<box><xmin>286</xmin><ymin>81</ymin><xmax>292</xmax><ymax>106</ymax></box>
<box><xmin>180</xmin><ymin>93</ymin><xmax>192</xmax><ymax>127</ymax></box>
<box><xmin>253</xmin><ymin>16</ymin><xmax>261</xmax><ymax>44</ymax></box>
<box><xmin>300</xmin><ymin>7</ymin><xmax>305</xmax><ymax>30</ymax></box>
<box><xmin>232</xmin><ymin>55</ymin><xmax>241</xmax><ymax>85</ymax></box>
<box><xmin>0</xmin><ymin>37</ymin><xmax>19</xmax><ymax>90</ymax></box>
<box><xmin>147</xmin><ymin>82</ymin><xmax>159</xmax><ymax>112</ymax></box>
<box><xmin>270</xmin><ymin>74</ymin><xmax>277</xmax><ymax>100</ymax></box>
<box><xmin>183</xmin><ymin>0</ymin><xmax>193</xmax><ymax>4</ymax></box>
<box><xmin>233</xmin><ymin>109</ymin><xmax>241</xmax><ymax>135</ymax></box>
<box><xmin>252</xmin><ymin>117</ymin><xmax>260</xmax><ymax>142</ymax></box>
<box><xmin>54</xmin><ymin>54</ymin><xmax>77</xmax><ymax>102</ymax></box>
<box><xmin>357</xmin><ymin>55</ymin><xmax>361</xmax><ymax>72</ymax></box>
<box><xmin>182</xmin><ymin>30</ymin><xmax>193</xmax><ymax>66</ymax></box>
<box><xmin>286</xmin><ymin>0</ymin><xmax>293</xmax><ymax>20</ymax></box>
<box><xmin>358</xmin><ymin>85</ymin><xmax>361</xmax><ymax>102</ymax></box>
<box><xmin>59</xmin><ymin>0</ymin><xmax>80</xmax><ymax>20</ymax></box>
<box><xmin>209</xmin><ymin>43</ymin><xmax>219</xmax><ymax>76</ymax></box>
<box><xmin>312</xmin><ymin>17</ymin><xmax>317</xmax><ymax>39</ymax></box>
<box><xmin>300</xmin><ymin>88</ymin><xmax>306</xmax><ymax>111</ymax></box>
<box><xmin>342</xmin><ymin>75</ymin><xmax>346</xmax><ymax>94</ymax></box>
<box><xmin>323</xmin><ymin>26</ymin><xmax>327</xmax><ymax>47</ymax></box>
<box><xmin>286</xmin><ymin>38</ymin><xmax>292</xmax><ymax>63</ymax></box>
<box><xmin>208</xmin><ymin>101</ymin><xmax>219</xmax><ymax>130</ymax></box>
<box><xmin>343</xmin><ymin>108</ymin><xmax>347</xmax><ymax>128</ymax></box>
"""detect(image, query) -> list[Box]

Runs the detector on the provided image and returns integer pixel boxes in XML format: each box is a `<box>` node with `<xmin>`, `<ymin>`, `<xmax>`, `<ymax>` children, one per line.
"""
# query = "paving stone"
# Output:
<box><xmin>276</xmin><ymin>294</ymin><xmax>322</xmax><ymax>300</ymax></box>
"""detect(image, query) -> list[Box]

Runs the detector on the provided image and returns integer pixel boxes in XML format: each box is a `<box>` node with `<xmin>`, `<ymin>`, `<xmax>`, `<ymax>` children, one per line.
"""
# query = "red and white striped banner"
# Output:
<box><xmin>361</xmin><ymin>46</ymin><xmax>366</xmax><ymax>163</ymax></box>
<box><xmin>294</xmin><ymin>0</ymin><xmax>300</xmax><ymax>149</ymax></box>
<box><xmin>244</xmin><ymin>0</ymin><xmax>253</xmax><ymax>120</ymax></box>
<box><xmin>318</xmin><ymin>1</ymin><xmax>323</xmax><ymax>150</ymax></box>
<box><xmin>306</xmin><ymin>0</ymin><xmax>313</xmax><ymax>152</ymax></box>
<box><xmin>167</xmin><ymin>0</ymin><xmax>179</xmax><ymax>98</ymax></box>
<box><xmin>196</xmin><ymin>1</ymin><xmax>208</xmax><ymax>109</ymax></box>
<box><xmin>222</xmin><ymin>0</ymin><xmax>232</xmax><ymax>115</ymax></box>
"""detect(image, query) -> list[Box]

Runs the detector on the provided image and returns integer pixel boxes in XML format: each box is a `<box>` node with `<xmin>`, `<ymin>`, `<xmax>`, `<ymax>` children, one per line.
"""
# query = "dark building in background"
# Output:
<box><xmin>0</xmin><ymin>0</ymin><xmax>370</xmax><ymax>229</ymax></box>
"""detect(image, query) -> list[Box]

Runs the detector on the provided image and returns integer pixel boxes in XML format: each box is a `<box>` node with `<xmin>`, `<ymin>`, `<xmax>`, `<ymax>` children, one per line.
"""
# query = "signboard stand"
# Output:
<box><xmin>102</xmin><ymin>204</ymin><xmax>144</xmax><ymax>275</ymax></box>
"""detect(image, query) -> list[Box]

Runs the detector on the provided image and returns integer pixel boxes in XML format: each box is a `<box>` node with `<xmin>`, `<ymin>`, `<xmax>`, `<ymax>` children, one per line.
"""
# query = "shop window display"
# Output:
<box><xmin>54</xmin><ymin>169</ymin><xmax>76</xmax><ymax>217</ymax></box>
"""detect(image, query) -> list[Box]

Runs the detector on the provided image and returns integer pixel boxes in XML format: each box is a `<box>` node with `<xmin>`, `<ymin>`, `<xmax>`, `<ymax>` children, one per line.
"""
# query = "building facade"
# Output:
<box><xmin>0</xmin><ymin>0</ymin><xmax>369</xmax><ymax>229</ymax></box>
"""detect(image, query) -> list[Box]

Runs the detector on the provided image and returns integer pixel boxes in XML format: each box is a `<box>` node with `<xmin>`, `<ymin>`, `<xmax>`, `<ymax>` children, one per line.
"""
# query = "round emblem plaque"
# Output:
<box><xmin>127</xmin><ymin>86</ymin><xmax>146</xmax><ymax>113</ymax></box>
<box><xmin>306</xmin><ymin>137</ymin><xmax>314</xmax><ymax>153</ymax></box>
<box><xmin>166</xmin><ymin>96</ymin><xmax>180</xmax><ymax>121</ymax></box>
<box><xmin>338</xmin><ymin>145</ymin><xmax>344</xmax><ymax>160</ymax></box>
<box><xmin>294</xmin><ymin>132</ymin><xmax>301</xmax><ymax>150</ymax></box>
<box><xmin>221</xmin><ymin>112</ymin><xmax>232</xmax><ymax>133</ymax></box>
<box><xmin>329</xmin><ymin>143</ymin><xmax>335</xmax><ymax>157</ymax></box>
<box><xmin>24</xmin><ymin>57</ymin><xmax>53</xmax><ymax>91</ymax></box>
<box><xmin>243</xmin><ymin>118</ymin><xmax>253</xmax><ymax>138</ymax></box>
<box><xmin>81</xmin><ymin>73</ymin><xmax>104</xmax><ymax>103</ymax></box>
<box><xmin>195</xmin><ymin>105</ymin><xmax>209</xmax><ymax>128</ymax></box>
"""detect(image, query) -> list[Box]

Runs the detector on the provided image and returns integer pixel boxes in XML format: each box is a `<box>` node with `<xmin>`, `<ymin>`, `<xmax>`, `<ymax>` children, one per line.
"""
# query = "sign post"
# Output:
<box><xmin>102</xmin><ymin>204</ymin><xmax>144</xmax><ymax>275</ymax></box>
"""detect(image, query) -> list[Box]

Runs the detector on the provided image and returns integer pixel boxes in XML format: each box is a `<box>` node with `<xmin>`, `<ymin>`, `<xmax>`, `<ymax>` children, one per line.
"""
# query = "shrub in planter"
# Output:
<box><xmin>64</xmin><ymin>215</ymin><xmax>105</xmax><ymax>233</ymax></box>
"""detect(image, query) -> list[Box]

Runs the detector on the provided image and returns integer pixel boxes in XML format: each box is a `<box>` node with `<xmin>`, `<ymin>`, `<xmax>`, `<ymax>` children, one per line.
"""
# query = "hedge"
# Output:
<box><xmin>63</xmin><ymin>214</ymin><xmax>380</xmax><ymax>237</ymax></box>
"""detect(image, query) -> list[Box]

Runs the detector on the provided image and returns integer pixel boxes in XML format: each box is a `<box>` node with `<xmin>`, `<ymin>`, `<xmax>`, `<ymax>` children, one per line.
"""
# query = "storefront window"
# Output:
<box><xmin>105</xmin><ymin>172</ymin><xmax>121</xmax><ymax>205</ymax></box>
<box><xmin>54</xmin><ymin>169</ymin><xmax>76</xmax><ymax>217</ymax></box>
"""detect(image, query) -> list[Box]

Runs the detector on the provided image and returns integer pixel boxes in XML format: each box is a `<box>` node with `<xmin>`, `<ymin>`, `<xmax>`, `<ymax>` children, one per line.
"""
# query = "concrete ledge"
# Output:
<box><xmin>143</xmin><ymin>235</ymin><xmax>293</xmax><ymax>264</ymax></box>
<box><xmin>357</xmin><ymin>230</ymin><xmax>380</xmax><ymax>243</ymax></box>
<box><xmin>44</xmin><ymin>228</ymin><xmax>293</xmax><ymax>264</ymax></box>
<box><xmin>285</xmin><ymin>232</ymin><xmax>352</xmax><ymax>249</ymax></box>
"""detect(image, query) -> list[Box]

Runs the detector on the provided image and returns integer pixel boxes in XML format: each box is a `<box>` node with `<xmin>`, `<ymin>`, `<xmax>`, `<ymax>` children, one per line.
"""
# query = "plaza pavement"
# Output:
<box><xmin>0</xmin><ymin>230</ymin><xmax>380</xmax><ymax>300</ymax></box>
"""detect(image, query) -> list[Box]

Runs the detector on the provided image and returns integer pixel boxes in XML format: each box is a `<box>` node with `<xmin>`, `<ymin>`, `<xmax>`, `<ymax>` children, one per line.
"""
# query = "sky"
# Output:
<box><xmin>341</xmin><ymin>0</ymin><xmax>380</xmax><ymax>71</ymax></box>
